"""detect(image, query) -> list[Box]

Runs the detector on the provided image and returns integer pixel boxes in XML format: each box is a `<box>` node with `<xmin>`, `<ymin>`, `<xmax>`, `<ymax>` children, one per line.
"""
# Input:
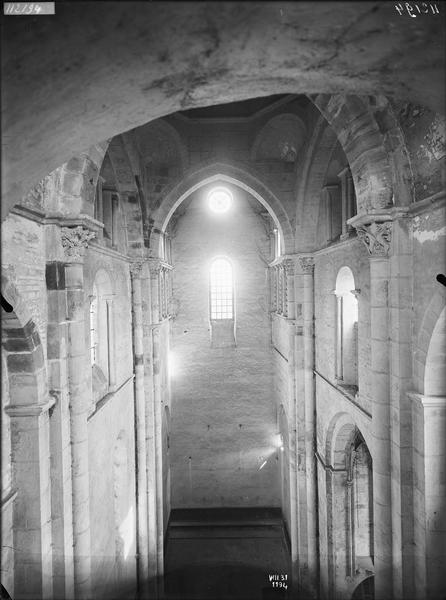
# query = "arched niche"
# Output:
<box><xmin>89</xmin><ymin>267</ymin><xmax>115</xmax><ymax>401</ymax></box>
<box><xmin>414</xmin><ymin>288</ymin><xmax>446</xmax><ymax>395</ymax></box>
<box><xmin>324</xmin><ymin>415</ymin><xmax>374</xmax><ymax>599</ymax></box>
<box><xmin>334</xmin><ymin>266</ymin><xmax>359</xmax><ymax>388</ymax></box>
<box><xmin>251</xmin><ymin>113</ymin><xmax>306</xmax><ymax>162</ymax></box>
<box><xmin>424</xmin><ymin>307</ymin><xmax>446</xmax><ymax>396</ymax></box>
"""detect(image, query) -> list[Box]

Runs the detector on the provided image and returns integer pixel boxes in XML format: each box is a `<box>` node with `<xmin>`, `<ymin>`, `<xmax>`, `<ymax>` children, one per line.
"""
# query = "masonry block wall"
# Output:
<box><xmin>83</xmin><ymin>250</ymin><xmax>137</xmax><ymax>599</ymax></box>
<box><xmin>169</xmin><ymin>187</ymin><xmax>279</xmax><ymax>508</ymax></box>
<box><xmin>2</xmin><ymin>214</ymin><xmax>48</xmax><ymax>357</ymax></box>
<box><xmin>271</xmin><ymin>314</ymin><xmax>295</xmax><ymax>533</ymax></box>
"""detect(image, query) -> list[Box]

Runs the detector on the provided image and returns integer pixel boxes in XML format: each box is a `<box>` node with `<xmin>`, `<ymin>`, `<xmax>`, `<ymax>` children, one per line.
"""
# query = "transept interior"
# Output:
<box><xmin>1</xmin><ymin>4</ymin><xmax>445</xmax><ymax>600</ymax></box>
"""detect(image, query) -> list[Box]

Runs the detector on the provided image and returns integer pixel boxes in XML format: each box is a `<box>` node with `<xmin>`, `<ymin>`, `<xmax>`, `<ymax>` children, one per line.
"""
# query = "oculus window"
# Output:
<box><xmin>208</xmin><ymin>187</ymin><xmax>232</xmax><ymax>214</ymax></box>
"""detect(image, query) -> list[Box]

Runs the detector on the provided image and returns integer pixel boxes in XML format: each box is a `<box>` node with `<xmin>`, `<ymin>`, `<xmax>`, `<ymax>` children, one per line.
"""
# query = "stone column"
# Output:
<box><xmin>338</xmin><ymin>168</ymin><xmax>349</xmax><ymax>240</ymax></box>
<box><xmin>284</xmin><ymin>258</ymin><xmax>299</xmax><ymax>590</ymax></box>
<box><xmin>46</xmin><ymin>257</ymin><xmax>75</xmax><ymax>600</ymax></box>
<box><xmin>386</xmin><ymin>213</ymin><xmax>413</xmax><ymax>599</ymax></box>
<box><xmin>421</xmin><ymin>397</ymin><xmax>446</xmax><ymax>600</ymax></box>
<box><xmin>61</xmin><ymin>226</ymin><xmax>95</xmax><ymax>600</ymax></box>
<box><xmin>410</xmin><ymin>392</ymin><xmax>446</xmax><ymax>600</ymax></box>
<box><xmin>149</xmin><ymin>261</ymin><xmax>164</xmax><ymax>578</ymax></box>
<box><xmin>139</xmin><ymin>263</ymin><xmax>159</xmax><ymax>589</ymax></box>
<box><xmin>293</xmin><ymin>270</ymin><xmax>307</xmax><ymax>590</ymax></box>
<box><xmin>284</xmin><ymin>259</ymin><xmax>296</xmax><ymax>320</ymax></box>
<box><xmin>356</xmin><ymin>220</ymin><xmax>393</xmax><ymax>600</ymax></box>
<box><xmin>298</xmin><ymin>255</ymin><xmax>318</xmax><ymax>595</ymax></box>
<box><xmin>129</xmin><ymin>261</ymin><xmax>149</xmax><ymax>593</ymax></box>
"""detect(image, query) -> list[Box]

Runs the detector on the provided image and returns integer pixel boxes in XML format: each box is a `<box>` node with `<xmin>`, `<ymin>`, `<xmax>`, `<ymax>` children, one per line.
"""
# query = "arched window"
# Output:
<box><xmin>274</xmin><ymin>228</ymin><xmax>282</xmax><ymax>260</ymax></box>
<box><xmin>335</xmin><ymin>267</ymin><xmax>358</xmax><ymax>389</ymax></box>
<box><xmin>209</xmin><ymin>258</ymin><xmax>235</xmax><ymax>348</ymax></box>
<box><xmin>90</xmin><ymin>270</ymin><xmax>115</xmax><ymax>399</ymax></box>
<box><xmin>89</xmin><ymin>284</ymin><xmax>99</xmax><ymax>365</ymax></box>
<box><xmin>210</xmin><ymin>258</ymin><xmax>234</xmax><ymax>320</ymax></box>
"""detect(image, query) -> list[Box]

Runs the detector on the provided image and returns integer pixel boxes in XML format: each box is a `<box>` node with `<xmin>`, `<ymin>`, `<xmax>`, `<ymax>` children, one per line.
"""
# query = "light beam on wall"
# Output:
<box><xmin>119</xmin><ymin>506</ymin><xmax>135</xmax><ymax>560</ymax></box>
<box><xmin>168</xmin><ymin>351</ymin><xmax>177</xmax><ymax>377</ymax></box>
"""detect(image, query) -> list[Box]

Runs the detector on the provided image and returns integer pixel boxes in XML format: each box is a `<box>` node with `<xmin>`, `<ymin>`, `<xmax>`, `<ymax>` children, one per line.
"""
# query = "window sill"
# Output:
<box><xmin>335</xmin><ymin>380</ymin><xmax>359</xmax><ymax>400</ymax></box>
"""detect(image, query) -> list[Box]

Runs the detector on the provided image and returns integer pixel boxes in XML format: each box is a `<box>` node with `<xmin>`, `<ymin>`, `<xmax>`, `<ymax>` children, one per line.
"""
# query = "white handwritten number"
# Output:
<box><xmin>395</xmin><ymin>2</ymin><xmax>440</xmax><ymax>15</ymax></box>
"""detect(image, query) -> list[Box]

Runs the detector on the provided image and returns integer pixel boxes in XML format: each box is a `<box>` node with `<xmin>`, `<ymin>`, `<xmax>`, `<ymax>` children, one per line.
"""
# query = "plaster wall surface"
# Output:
<box><xmin>169</xmin><ymin>189</ymin><xmax>279</xmax><ymax>508</ymax></box>
<box><xmin>88</xmin><ymin>384</ymin><xmax>137</xmax><ymax>600</ymax></box>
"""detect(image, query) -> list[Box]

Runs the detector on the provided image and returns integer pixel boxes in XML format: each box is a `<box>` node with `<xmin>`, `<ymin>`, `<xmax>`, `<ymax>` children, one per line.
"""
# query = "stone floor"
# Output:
<box><xmin>163</xmin><ymin>508</ymin><xmax>291</xmax><ymax>600</ymax></box>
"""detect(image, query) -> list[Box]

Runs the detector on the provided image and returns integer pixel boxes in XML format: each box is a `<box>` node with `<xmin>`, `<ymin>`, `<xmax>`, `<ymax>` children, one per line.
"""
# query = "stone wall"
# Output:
<box><xmin>314</xmin><ymin>239</ymin><xmax>371</xmax><ymax>415</ymax></box>
<box><xmin>88</xmin><ymin>385</ymin><xmax>137</xmax><ymax>600</ymax></box>
<box><xmin>169</xmin><ymin>187</ymin><xmax>280</xmax><ymax>508</ymax></box>
<box><xmin>2</xmin><ymin>213</ymin><xmax>48</xmax><ymax>359</ymax></box>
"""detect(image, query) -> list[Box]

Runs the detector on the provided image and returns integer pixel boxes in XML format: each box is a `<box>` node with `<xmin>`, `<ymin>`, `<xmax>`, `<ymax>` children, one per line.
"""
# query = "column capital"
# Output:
<box><xmin>356</xmin><ymin>221</ymin><xmax>392</xmax><ymax>257</ymax></box>
<box><xmin>129</xmin><ymin>260</ymin><xmax>145</xmax><ymax>278</ymax></box>
<box><xmin>298</xmin><ymin>255</ymin><xmax>314</xmax><ymax>274</ymax></box>
<box><xmin>282</xmin><ymin>258</ymin><xmax>295</xmax><ymax>275</ymax></box>
<box><xmin>61</xmin><ymin>225</ymin><xmax>96</xmax><ymax>261</ymax></box>
<box><xmin>148</xmin><ymin>259</ymin><xmax>162</xmax><ymax>277</ymax></box>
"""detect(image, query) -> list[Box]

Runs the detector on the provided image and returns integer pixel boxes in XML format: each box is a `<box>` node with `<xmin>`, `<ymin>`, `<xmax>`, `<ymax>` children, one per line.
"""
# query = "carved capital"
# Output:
<box><xmin>61</xmin><ymin>226</ymin><xmax>96</xmax><ymax>260</ymax></box>
<box><xmin>148</xmin><ymin>259</ymin><xmax>162</xmax><ymax>277</ymax></box>
<box><xmin>282</xmin><ymin>258</ymin><xmax>295</xmax><ymax>276</ymax></box>
<box><xmin>350</xmin><ymin>288</ymin><xmax>361</xmax><ymax>299</ymax></box>
<box><xmin>298</xmin><ymin>256</ymin><xmax>314</xmax><ymax>274</ymax></box>
<box><xmin>129</xmin><ymin>260</ymin><xmax>144</xmax><ymax>278</ymax></box>
<box><xmin>356</xmin><ymin>221</ymin><xmax>392</xmax><ymax>257</ymax></box>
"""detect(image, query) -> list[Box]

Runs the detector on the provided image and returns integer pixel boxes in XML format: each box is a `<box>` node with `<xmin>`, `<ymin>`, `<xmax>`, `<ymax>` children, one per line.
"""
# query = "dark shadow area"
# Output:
<box><xmin>162</xmin><ymin>508</ymin><xmax>298</xmax><ymax>600</ymax></box>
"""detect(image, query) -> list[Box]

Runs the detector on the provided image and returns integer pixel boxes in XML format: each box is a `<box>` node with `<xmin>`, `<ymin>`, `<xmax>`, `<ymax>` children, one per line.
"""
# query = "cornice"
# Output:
<box><xmin>9</xmin><ymin>206</ymin><xmax>104</xmax><ymax>233</ymax></box>
<box><xmin>5</xmin><ymin>394</ymin><xmax>56</xmax><ymax>417</ymax></box>
<box><xmin>408</xmin><ymin>190</ymin><xmax>446</xmax><ymax>216</ymax></box>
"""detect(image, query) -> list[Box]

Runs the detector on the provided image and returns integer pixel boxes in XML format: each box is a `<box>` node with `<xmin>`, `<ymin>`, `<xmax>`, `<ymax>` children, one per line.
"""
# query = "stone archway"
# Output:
<box><xmin>3</xmin><ymin>2</ymin><xmax>444</xmax><ymax>216</ymax></box>
<box><xmin>150</xmin><ymin>161</ymin><xmax>294</xmax><ymax>256</ymax></box>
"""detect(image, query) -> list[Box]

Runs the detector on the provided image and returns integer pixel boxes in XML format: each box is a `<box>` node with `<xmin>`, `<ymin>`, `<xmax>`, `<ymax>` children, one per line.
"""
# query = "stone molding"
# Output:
<box><xmin>5</xmin><ymin>394</ymin><xmax>56</xmax><ymax>417</ymax></box>
<box><xmin>61</xmin><ymin>225</ymin><xmax>96</xmax><ymax>260</ymax></box>
<box><xmin>407</xmin><ymin>391</ymin><xmax>446</xmax><ymax>409</ymax></box>
<box><xmin>148</xmin><ymin>258</ymin><xmax>172</xmax><ymax>277</ymax></box>
<box><xmin>356</xmin><ymin>221</ymin><xmax>392</xmax><ymax>257</ymax></box>
<box><xmin>1</xmin><ymin>488</ymin><xmax>18</xmax><ymax>510</ymax></box>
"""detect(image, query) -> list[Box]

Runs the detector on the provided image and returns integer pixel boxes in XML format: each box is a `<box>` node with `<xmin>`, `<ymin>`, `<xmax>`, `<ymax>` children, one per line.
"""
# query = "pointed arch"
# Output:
<box><xmin>150</xmin><ymin>161</ymin><xmax>294</xmax><ymax>256</ymax></box>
